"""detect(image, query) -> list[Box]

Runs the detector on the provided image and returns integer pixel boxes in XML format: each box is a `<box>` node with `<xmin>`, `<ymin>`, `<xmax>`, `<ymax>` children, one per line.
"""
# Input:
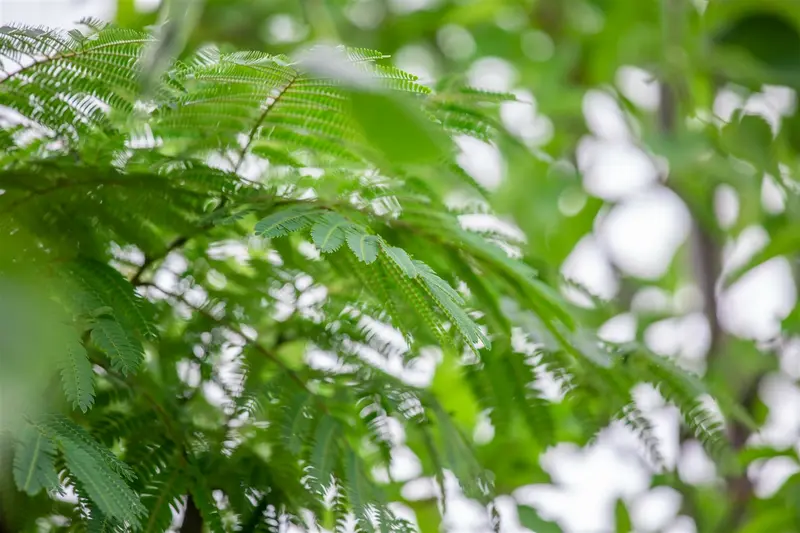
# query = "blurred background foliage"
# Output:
<box><xmin>2</xmin><ymin>0</ymin><xmax>800</xmax><ymax>531</ymax></box>
<box><xmin>107</xmin><ymin>0</ymin><xmax>800</xmax><ymax>531</ymax></box>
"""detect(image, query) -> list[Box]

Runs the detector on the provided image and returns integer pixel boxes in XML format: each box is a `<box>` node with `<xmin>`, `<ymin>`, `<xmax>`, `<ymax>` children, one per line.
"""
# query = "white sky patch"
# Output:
<box><xmin>578</xmin><ymin>137</ymin><xmax>659</xmax><ymax>201</ymax></box>
<box><xmin>456</xmin><ymin>135</ymin><xmax>505</xmax><ymax>190</ymax></box>
<box><xmin>616</xmin><ymin>65</ymin><xmax>660</xmax><ymax>111</ymax></box>
<box><xmin>598</xmin><ymin>187</ymin><xmax>692</xmax><ymax>279</ymax></box>
<box><xmin>467</xmin><ymin>56</ymin><xmax>517</xmax><ymax>93</ymax></box>
<box><xmin>561</xmin><ymin>235</ymin><xmax>619</xmax><ymax>305</ymax></box>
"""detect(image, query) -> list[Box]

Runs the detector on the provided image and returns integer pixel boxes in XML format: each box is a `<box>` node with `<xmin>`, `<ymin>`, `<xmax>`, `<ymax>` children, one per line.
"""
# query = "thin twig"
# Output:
<box><xmin>141</xmin><ymin>281</ymin><xmax>325</xmax><ymax>409</ymax></box>
<box><xmin>130</xmin><ymin>234</ymin><xmax>190</xmax><ymax>285</ymax></box>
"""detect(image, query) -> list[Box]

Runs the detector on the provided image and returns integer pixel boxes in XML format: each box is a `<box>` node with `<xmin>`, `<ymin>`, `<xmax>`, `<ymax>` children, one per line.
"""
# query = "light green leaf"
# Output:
<box><xmin>517</xmin><ymin>505</ymin><xmax>562</xmax><ymax>533</ymax></box>
<box><xmin>346</xmin><ymin>231</ymin><xmax>379</xmax><ymax>264</ymax></box>
<box><xmin>310</xmin><ymin>416</ymin><xmax>340</xmax><ymax>493</ymax></box>
<box><xmin>350</xmin><ymin>90</ymin><xmax>449</xmax><ymax>165</ymax></box>
<box><xmin>720</xmin><ymin>112</ymin><xmax>776</xmax><ymax>173</ymax></box>
<box><xmin>382</xmin><ymin>244</ymin><xmax>417</xmax><ymax>277</ymax></box>
<box><xmin>415</xmin><ymin>261</ymin><xmax>464</xmax><ymax>305</ymax></box>
<box><xmin>415</xmin><ymin>260</ymin><xmax>491</xmax><ymax>351</ymax></box>
<box><xmin>255</xmin><ymin>205</ymin><xmax>322</xmax><ymax>238</ymax></box>
<box><xmin>311</xmin><ymin>213</ymin><xmax>350</xmax><ymax>253</ymax></box>
<box><xmin>13</xmin><ymin>426</ymin><xmax>59</xmax><ymax>496</ymax></box>
<box><xmin>615</xmin><ymin>499</ymin><xmax>632</xmax><ymax>533</ymax></box>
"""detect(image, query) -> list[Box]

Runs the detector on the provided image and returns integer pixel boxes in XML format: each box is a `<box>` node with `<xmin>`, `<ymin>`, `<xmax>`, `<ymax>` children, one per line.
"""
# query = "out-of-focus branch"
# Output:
<box><xmin>659</xmin><ymin>1</ymin><xmax>756</xmax><ymax>530</ymax></box>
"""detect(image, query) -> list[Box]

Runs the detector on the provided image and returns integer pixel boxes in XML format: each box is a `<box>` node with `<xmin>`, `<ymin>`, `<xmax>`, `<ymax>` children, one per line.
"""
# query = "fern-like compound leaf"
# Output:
<box><xmin>346</xmin><ymin>230</ymin><xmax>379</xmax><ymax>264</ymax></box>
<box><xmin>254</xmin><ymin>205</ymin><xmax>322</xmax><ymax>238</ymax></box>
<box><xmin>415</xmin><ymin>260</ymin><xmax>491</xmax><ymax>351</ymax></box>
<box><xmin>309</xmin><ymin>415</ymin><xmax>340</xmax><ymax>493</ymax></box>
<box><xmin>41</xmin><ymin>414</ymin><xmax>136</xmax><ymax>482</ymax></box>
<box><xmin>61</xmin><ymin>441</ymin><xmax>145</xmax><ymax>528</ymax></box>
<box><xmin>381</xmin><ymin>244</ymin><xmax>417</xmax><ymax>278</ymax></box>
<box><xmin>91</xmin><ymin>318</ymin><xmax>145</xmax><ymax>376</ymax></box>
<box><xmin>311</xmin><ymin>213</ymin><xmax>350</xmax><ymax>253</ymax></box>
<box><xmin>13</xmin><ymin>426</ymin><xmax>59</xmax><ymax>496</ymax></box>
<box><xmin>60</xmin><ymin>334</ymin><xmax>95</xmax><ymax>413</ymax></box>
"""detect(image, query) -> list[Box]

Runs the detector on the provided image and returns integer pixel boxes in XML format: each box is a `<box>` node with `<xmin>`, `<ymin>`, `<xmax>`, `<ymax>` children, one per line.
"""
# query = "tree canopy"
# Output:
<box><xmin>2</xmin><ymin>1</ymin><xmax>800</xmax><ymax>532</ymax></box>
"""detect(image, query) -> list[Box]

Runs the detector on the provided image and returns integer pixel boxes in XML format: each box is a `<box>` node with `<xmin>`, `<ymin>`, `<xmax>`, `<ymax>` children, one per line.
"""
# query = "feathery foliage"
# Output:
<box><xmin>0</xmin><ymin>16</ymin><xmax>747</xmax><ymax>533</ymax></box>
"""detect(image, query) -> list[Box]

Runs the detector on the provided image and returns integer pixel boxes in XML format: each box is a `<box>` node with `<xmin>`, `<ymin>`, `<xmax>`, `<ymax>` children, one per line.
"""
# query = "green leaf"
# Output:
<box><xmin>517</xmin><ymin>505</ymin><xmax>562</xmax><ymax>533</ymax></box>
<box><xmin>86</xmin><ymin>508</ymin><xmax>119</xmax><ymax>533</ymax></box>
<box><xmin>416</xmin><ymin>260</ymin><xmax>491</xmax><ymax>351</ymax></box>
<box><xmin>736</xmin><ymin>508</ymin><xmax>794</xmax><ymax>533</ymax></box>
<box><xmin>61</xmin><ymin>440</ymin><xmax>145</xmax><ymax>528</ymax></box>
<box><xmin>343</xmin><ymin>447</ymin><xmax>380</xmax><ymax>527</ymax></box>
<box><xmin>346</xmin><ymin>231</ymin><xmax>379</xmax><ymax>264</ymax></box>
<box><xmin>59</xmin><ymin>335</ymin><xmax>95</xmax><ymax>413</ymax></box>
<box><xmin>283</xmin><ymin>391</ymin><xmax>313</xmax><ymax>455</ymax></box>
<box><xmin>615</xmin><ymin>499</ymin><xmax>632</xmax><ymax>533</ymax></box>
<box><xmin>725</xmin><ymin>224</ymin><xmax>800</xmax><ymax>287</ymax></box>
<box><xmin>190</xmin><ymin>479</ymin><xmax>225</xmax><ymax>533</ymax></box>
<box><xmin>65</xmin><ymin>259</ymin><xmax>157</xmax><ymax>339</ymax></box>
<box><xmin>350</xmin><ymin>90</ymin><xmax>449</xmax><ymax>165</ymax></box>
<box><xmin>311</xmin><ymin>213</ymin><xmax>350</xmax><ymax>253</ymax></box>
<box><xmin>310</xmin><ymin>416</ymin><xmax>340</xmax><ymax>492</ymax></box>
<box><xmin>41</xmin><ymin>414</ymin><xmax>136</xmax><ymax>482</ymax></box>
<box><xmin>720</xmin><ymin>112</ymin><xmax>775</xmax><ymax>171</ymax></box>
<box><xmin>13</xmin><ymin>426</ymin><xmax>59</xmax><ymax>496</ymax></box>
<box><xmin>140</xmin><ymin>467</ymin><xmax>186</xmax><ymax>533</ymax></box>
<box><xmin>382</xmin><ymin>244</ymin><xmax>417</xmax><ymax>277</ymax></box>
<box><xmin>254</xmin><ymin>205</ymin><xmax>322</xmax><ymax>238</ymax></box>
<box><xmin>91</xmin><ymin>318</ymin><xmax>144</xmax><ymax>376</ymax></box>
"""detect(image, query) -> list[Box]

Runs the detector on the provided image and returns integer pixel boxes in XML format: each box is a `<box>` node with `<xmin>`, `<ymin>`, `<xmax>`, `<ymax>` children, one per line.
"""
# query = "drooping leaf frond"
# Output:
<box><xmin>59</xmin><ymin>333</ymin><xmax>96</xmax><ymax>413</ymax></box>
<box><xmin>12</xmin><ymin>427</ymin><xmax>59</xmax><ymax>496</ymax></box>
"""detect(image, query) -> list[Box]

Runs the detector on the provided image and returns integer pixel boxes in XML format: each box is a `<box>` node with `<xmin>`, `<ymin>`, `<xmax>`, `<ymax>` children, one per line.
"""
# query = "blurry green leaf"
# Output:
<box><xmin>615</xmin><ymin>499</ymin><xmax>632</xmax><ymax>533</ymax></box>
<box><xmin>714</xmin><ymin>12</ymin><xmax>800</xmax><ymax>86</ymax></box>
<box><xmin>736</xmin><ymin>508</ymin><xmax>794</xmax><ymax>533</ymax></box>
<box><xmin>724</xmin><ymin>223</ymin><xmax>800</xmax><ymax>286</ymax></box>
<box><xmin>350</xmin><ymin>90</ymin><xmax>449</xmax><ymax>165</ymax></box>
<box><xmin>382</xmin><ymin>244</ymin><xmax>418</xmax><ymax>277</ymax></box>
<box><xmin>13</xmin><ymin>427</ymin><xmax>59</xmax><ymax>496</ymax></box>
<box><xmin>518</xmin><ymin>505</ymin><xmax>562</xmax><ymax>533</ymax></box>
<box><xmin>139</xmin><ymin>0</ymin><xmax>205</xmax><ymax>95</ymax></box>
<box><xmin>254</xmin><ymin>206</ymin><xmax>322</xmax><ymax>238</ymax></box>
<box><xmin>720</xmin><ymin>113</ymin><xmax>775</xmax><ymax>172</ymax></box>
<box><xmin>738</xmin><ymin>446</ymin><xmax>800</xmax><ymax>466</ymax></box>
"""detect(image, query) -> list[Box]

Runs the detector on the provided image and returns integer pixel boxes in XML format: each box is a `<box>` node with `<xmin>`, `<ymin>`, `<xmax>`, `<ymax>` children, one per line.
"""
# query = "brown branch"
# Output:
<box><xmin>130</xmin><ymin>234</ymin><xmax>190</xmax><ymax>285</ymax></box>
<box><xmin>234</xmin><ymin>72</ymin><xmax>299</xmax><ymax>173</ymax></box>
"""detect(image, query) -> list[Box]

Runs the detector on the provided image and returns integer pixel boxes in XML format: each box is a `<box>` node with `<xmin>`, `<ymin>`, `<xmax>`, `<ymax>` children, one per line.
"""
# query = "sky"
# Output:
<box><xmin>1</xmin><ymin>1</ymin><xmax>799</xmax><ymax>532</ymax></box>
